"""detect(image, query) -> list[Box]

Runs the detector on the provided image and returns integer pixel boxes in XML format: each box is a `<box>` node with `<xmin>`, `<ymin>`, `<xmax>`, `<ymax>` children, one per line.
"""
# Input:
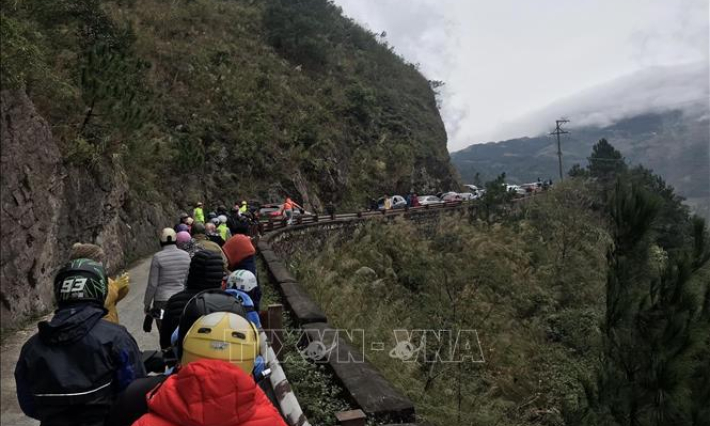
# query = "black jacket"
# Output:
<box><xmin>159</xmin><ymin>251</ymin><xmax>224</xmax><ymax>349</ymax></box>
<box><xmin>106</xmin><ymin>375</ymin><xmax>167</xmax><ymax>426</ymax></box>
<box><xmin>14</xmin><ymin>304</ymin><xmax>145</xmax><ymax>426</ymax></box>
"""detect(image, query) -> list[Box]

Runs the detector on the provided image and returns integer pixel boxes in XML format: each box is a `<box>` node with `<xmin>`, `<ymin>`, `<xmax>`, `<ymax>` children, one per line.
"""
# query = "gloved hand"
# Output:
<box><xmin>142</xmin><ymin>314</ymin><xmax>153</xmax><ymax>333</ymax></box>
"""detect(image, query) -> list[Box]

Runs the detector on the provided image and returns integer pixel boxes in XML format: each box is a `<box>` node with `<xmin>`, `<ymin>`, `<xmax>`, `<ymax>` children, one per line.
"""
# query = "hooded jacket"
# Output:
<box><xmin>14</xmin><ymin>304</ymin><xmax>145</xmax><ymax>426</ymax></box>
<box><xmin>132</xmin><ymin>359</ymin><xmax>287</xmax><ymax>426</ymax></box>
<box><xmin>222</xmin><ymin>235</ymin><xmax>256</xmax><ymax>274</ymax></box>
<box><xmin>159</xmin><ymin>251</ymin><xmax>225</xmax><ymax>349</ymax></box>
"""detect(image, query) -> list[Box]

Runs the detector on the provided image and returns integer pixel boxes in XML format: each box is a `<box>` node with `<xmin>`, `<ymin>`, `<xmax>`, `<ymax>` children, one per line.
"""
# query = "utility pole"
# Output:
<box><xmin>550</xmin><ymin>119</ymin><xmax>569</xmax><ymax>181</ymax></box>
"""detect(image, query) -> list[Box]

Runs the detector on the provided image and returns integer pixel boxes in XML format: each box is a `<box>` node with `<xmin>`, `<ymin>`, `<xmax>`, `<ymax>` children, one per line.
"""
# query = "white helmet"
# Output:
<box><xmin>218</xmin><ymin>215</ymin><xmax>228</xmax><ymax>224</ymax></box>
<box><xmin>211</xmin><ymin>217</ymin><xmax>221</xmax><ymax>226</ymax></box>
<box><xmin>227</xmin><ymin>270</ymin><xmax>258</xmax><ymax>292</ymax></box>
<box><xmin>160</xmin><ymin>228</ymin><xmax>177</xmax><ymax>244</ymax></box>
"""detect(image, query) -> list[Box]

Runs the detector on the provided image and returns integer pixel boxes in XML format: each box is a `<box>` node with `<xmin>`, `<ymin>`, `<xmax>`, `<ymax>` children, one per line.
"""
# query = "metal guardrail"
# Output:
<box><xmin>259</xmin><ymin>199</ymin><xmax>482</xmax><ymax>233</ymax></box>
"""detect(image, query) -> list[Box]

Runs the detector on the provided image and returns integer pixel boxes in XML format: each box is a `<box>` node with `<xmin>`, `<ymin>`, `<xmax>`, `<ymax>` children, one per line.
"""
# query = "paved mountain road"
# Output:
<box><xmin>0</xmin><ymin>257</ymin><xmax>157</xmax><ymax>426</ymax></box>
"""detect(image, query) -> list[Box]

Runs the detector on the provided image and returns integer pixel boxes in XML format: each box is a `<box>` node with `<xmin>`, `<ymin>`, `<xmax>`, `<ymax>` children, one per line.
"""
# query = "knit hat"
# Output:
<box><xmin>185</xmin><ymin>251</ymin><xmax>224</xmax><ymax>290</ymax></box>
<box><xmin>69</xmin><ymin>243</ymin><xmax>105</xmax><ymax>264</ymax></box>
<box><xmin>176</xmin><ymin>231</ymin><xmax>192</xmax><ymax>247</ymax></box>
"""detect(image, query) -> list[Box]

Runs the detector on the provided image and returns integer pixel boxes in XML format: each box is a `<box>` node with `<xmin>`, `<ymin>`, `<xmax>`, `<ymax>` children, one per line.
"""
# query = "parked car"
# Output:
<box><xmin>505</xmin><ymin>184</ymin><xmax>527</xmax><ymax>196</ymax></box>
<box><xmin>259</xmin><ymin>203</ymin><xmax>311</xmax><ymax>221</ymax></box>
<box><xmin>458</xmin><ymin>192</ymin><xmax>478</xmax><ymax>201</ymax></box>
<box><xmin>378</xmin><ymin>195</ymin><xmax>407</xmax><ymax>210</ymax></box>
<box><xmin>441</xmin><ymin>192</ymin><xmax>463</xmax><ymax>202</ymax></box>
<box><xmin>464</xmin><ymin>184</ymin><xmax>479</xmax><ymax>192</ymax></box>
<box><xmin>521</xmin><ymin>182</ymin><xmax>543</xmax><ymax>193</ymax></box>
<box><xmin>417</xmin><ymin>195</ymin><xmax>444</xmax><ymax>206</ymax></box>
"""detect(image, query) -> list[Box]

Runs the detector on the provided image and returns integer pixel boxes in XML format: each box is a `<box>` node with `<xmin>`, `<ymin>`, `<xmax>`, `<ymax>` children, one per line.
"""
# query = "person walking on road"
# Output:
<box><xmin>144</xmin><ymin>228</ymin><xmax>191</xmax><ymax>329</ymax></box>
<box><xmin>174</xmin><ymin>212</ymin><xmax>189</xmax><ymax>232</ymax></box>
<box><xmin>69</xmin><ymin>242</ymin><xmax>130</xmax><ymax>324</ymax></box>
<box><xmin>15</xmin><ymin>259</ymin><xmax>145</xmax><ymax>426</ymax></box>
<box><xmin>222</xmin><ymin>232</ymin><xmax>257</xmax><ymax>275</ymax></box>
<box><xmin>193</xmin><ymin>202</ymin><xmax>205</xmax><ymax>224</ymax></box>
<box><xmin>159</xmin><ymin>250</ymin><xmax>224</xmax><ymax>349</ymax></box>
<box><xmin>281</xmin><ymin>197</ymin><xmax>302</xmax><ymax>225</ymax></box>
<box><xmin>191</xmin><ymin>222</ymin><xmax>228</xmax><ymax>268</ymax></box>
<box><xmin>217</xmin><ymin>215</ymin><xmax>232</xmax><ymax>241</ymax></box>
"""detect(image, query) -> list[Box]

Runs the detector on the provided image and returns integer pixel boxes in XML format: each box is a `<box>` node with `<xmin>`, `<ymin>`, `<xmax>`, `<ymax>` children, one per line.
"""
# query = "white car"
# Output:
<box><xmin>417</xmin><ymin>195</ymin><xmax>443</xmax><ymax>205</ymax></box>
<box><xmin>458</xmin><ymin>192</ymin><xmax>478</xmax><ymax>201</ymax></box>
<box><xmin>441</xmin><ymin>192</ymin><xmax>462</xmax><ymax>202</ymax></box>
<box><xmin>505</xmin><ymin>184</ymin><xmax>526</xmax><ymax>196</ymax></box>
<box><xmin>464</xmin><ymin>184</ymin><xmax>479</xmax><ymax>192</ymax></box>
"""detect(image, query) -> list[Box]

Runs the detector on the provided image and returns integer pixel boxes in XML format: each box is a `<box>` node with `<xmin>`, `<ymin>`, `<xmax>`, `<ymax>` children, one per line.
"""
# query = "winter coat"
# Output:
<box><xmin>218</xmin><ymin>223</ymin><xmax>231</xmax><ymax>242</ymax></box>
<box><xmin>15</xmin><ymin>304</ymin><xmax>145</xmax><ymax>426</ymax></box>
<box><xmin>104</xmin><ymin>274</ymin><xmax>130</xmax><ymax>324</ymax></box>
<box><xmin>144</xmin><ymin>245</ymin><xmax>191</xmax><ymax>312</ymax></box>
<box><xmin>207</xmin><ymin>233</ymin><xmax>226</xmax><ymax>247</ymax></box>
<box><xmin>105</xmin><ymin>375</ymin><xmax>168</xmax><ymax>426</ymax></box>
<box><xmin>131</xmin><ymin>359</ymin><xmax>287</xmax><ymax>426</ymax></box>
<box><xmin>222</xmin><ymin>235</ymin><xmax>256</xmax><ymax>272</ymax></box>
<box><xmin>193</xmin><ymin>207</ymin><xmax>204</xmax><ymax>224</ymax></box>
<box><xmin>159</xmin><ymin>251</ymin><xmax>225</xmax><ymax>349</ymax></box>
<box><xmin>193</xmin><ymin>234</ymin><xmax>228</xmax><ymax>270</ymax></box>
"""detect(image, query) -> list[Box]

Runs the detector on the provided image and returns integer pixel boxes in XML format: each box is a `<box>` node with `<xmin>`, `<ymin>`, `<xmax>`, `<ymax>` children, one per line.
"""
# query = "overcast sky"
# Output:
<box><xmin>332</xmin><ymin>0</ymin><xmax>710</xmax><ymax>151</ymax></box>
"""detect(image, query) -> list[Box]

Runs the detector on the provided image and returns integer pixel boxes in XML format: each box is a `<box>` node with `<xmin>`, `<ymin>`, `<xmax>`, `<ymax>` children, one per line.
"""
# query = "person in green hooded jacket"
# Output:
<box><xmin>193</xmin><ymin>202</ymin><xmax>205</xmax><ymax>223</ymax></box>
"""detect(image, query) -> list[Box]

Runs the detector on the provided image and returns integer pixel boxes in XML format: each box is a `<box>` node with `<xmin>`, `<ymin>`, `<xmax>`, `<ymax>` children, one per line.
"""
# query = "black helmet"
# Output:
<box><xmin>179</xmin><ymin>212</ymin><xmax>189</xmax><ymax>220</ymax></box>
<box><xmin>53</xmin><ymin>258</ymin><xmax>108</xmax><ymax>307</ymax></box>
<box><xmin>207</xmin><ymin>211</ymin><xmax>218</xmax><ymax>221</ymax></box>
<box><xmin>177</xmin><ymin>289</ymin><xmax>247</xmax><ymax>358</ymax></box>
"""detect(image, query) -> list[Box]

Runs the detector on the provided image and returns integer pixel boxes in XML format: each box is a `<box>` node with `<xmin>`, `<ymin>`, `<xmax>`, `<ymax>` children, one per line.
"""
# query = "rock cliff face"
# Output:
<box><xmin>0</xmin><ymin>90</ymin><xmax>173</xmax><ymax>328</ymax></box>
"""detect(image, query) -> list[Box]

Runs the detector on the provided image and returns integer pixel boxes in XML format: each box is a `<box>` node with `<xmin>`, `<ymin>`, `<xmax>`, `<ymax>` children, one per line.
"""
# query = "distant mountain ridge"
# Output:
<box><xmin>451</xmin><ymin>108</ymin><xmax>709</xmax><ymax>217</ymax></box>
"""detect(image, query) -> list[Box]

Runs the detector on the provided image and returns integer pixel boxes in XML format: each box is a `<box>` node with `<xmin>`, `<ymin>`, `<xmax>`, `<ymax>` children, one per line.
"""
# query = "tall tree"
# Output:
<box><xmin>575</xmin><ymin>180</ymin><xmax>710</xmax><ymax>426</ymax></box>
<box><xmin>588</xmin><ymin>138</ymin><xmax>627</xmax><ymax>182</ymax></box>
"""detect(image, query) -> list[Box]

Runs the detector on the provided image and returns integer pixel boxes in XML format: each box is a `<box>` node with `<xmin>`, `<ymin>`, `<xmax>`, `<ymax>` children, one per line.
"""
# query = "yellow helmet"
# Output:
<box><xmin>181</xmin><ymin>312</ymin><xmax>260</xmax><ymax>374</ymax></box>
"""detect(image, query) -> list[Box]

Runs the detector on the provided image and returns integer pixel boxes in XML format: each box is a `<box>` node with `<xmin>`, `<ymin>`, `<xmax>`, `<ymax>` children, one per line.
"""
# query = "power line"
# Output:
<box><xmin>550</xmin><ymin>119</ymin><xmax>569</xmax><ymax>181</ymax></box>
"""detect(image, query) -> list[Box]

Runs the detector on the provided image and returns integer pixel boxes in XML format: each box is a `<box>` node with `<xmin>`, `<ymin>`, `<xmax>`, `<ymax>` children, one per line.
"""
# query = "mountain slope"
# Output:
<box><xmin>0</xmin><ymin>0</ymin><xmax>457</xmax><ymax>327</ymax></box>
<box><xmin>451</xmin><ymin>109</ymin><xmax>709</xmax><ymax>217</ymax></box>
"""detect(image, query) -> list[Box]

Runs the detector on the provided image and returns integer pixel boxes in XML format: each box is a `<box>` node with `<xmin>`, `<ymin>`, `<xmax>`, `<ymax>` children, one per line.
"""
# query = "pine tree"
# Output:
<box><xmin>576</xmin><ymin>180</ymin><xmax>710</xmax><ymax>426</ymax></box>
<box><xmin>588</xmin><ymin>139</ymin><xmax>627</xmax><ymax>182</ymax></box>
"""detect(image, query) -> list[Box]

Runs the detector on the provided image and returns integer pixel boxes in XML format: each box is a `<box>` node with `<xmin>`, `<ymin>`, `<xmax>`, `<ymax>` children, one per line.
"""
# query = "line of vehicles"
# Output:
<box><xmin>253</xmin><ymin>180</ymin><xmax>547</xmax><ymax>220</ymax></box>
<box><xmin>373</xmin><ymin>180</ymin><xmax>546</xmax><ymax>211</ymax></box>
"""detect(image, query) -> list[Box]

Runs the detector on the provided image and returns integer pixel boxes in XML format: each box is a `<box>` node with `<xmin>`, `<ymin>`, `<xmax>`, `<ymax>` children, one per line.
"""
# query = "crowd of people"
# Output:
<box><xmin>14</xmin><ymin>200</ymin><xmax>290</xmax><ymax>426</ymax></box>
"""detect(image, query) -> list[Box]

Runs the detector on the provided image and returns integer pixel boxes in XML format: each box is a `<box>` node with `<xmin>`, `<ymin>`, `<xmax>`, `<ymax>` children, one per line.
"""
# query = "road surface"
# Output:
<box><xmin>0</xmin><ymin>257</ymin><xmax>157</xmax><ymax>426</ymax></box>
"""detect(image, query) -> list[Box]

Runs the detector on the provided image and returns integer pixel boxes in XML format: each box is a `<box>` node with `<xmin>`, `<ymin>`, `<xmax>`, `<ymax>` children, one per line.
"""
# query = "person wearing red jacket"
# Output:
<box><xmin>222</xmin><ymin>232</ymin><xmax>256</xmax><ymax>274</ymax></box>
<box><xmin>131</xmin><ymin>359</ymin><xmax>286</xmax><ymax>426</ymax></box>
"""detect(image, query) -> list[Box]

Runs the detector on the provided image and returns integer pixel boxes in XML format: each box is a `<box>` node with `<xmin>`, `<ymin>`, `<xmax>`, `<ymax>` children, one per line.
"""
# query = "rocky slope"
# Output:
<box><xmin>1</xmin><ymin>90</ymin><xmax>174</xmax><ymax>328</ymax></box>
<box><xmin>1</xmin><ymin>0</ymin><xmax>457</xmax><ymax>328</ymax></box>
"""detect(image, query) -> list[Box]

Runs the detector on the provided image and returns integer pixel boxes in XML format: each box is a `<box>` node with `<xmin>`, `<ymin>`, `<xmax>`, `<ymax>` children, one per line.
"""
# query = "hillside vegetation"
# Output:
<box><xmin>290</xmin><ymin>141</ymin><xmax>710</xmax><ymax>426</ymax></box>
<box><xmin>1</xmin><ymin>0</ymin><xmax>457</xmax><ymax>209</ymax></box>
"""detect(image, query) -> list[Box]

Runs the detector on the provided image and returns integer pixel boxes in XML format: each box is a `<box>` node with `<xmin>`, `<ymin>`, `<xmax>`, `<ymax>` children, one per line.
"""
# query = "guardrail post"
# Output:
<box><xmin>314</xmin><ymin>214</ymin><xmax>319</xmax><ymax>222</ymax></box>
<box><xmin>357</xmin><ymin>211</ymin><xmax>362</xmax><ymax>218</ymax></box>
<box><xmin>335</xmin><ymin>409</ymin><xmax>366</xmax><ymax>426</ymax></box>
<box><xmin>267</xmin><ymin>304</ymin><xmax>284</xmax><ymax>361</ymax></box>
